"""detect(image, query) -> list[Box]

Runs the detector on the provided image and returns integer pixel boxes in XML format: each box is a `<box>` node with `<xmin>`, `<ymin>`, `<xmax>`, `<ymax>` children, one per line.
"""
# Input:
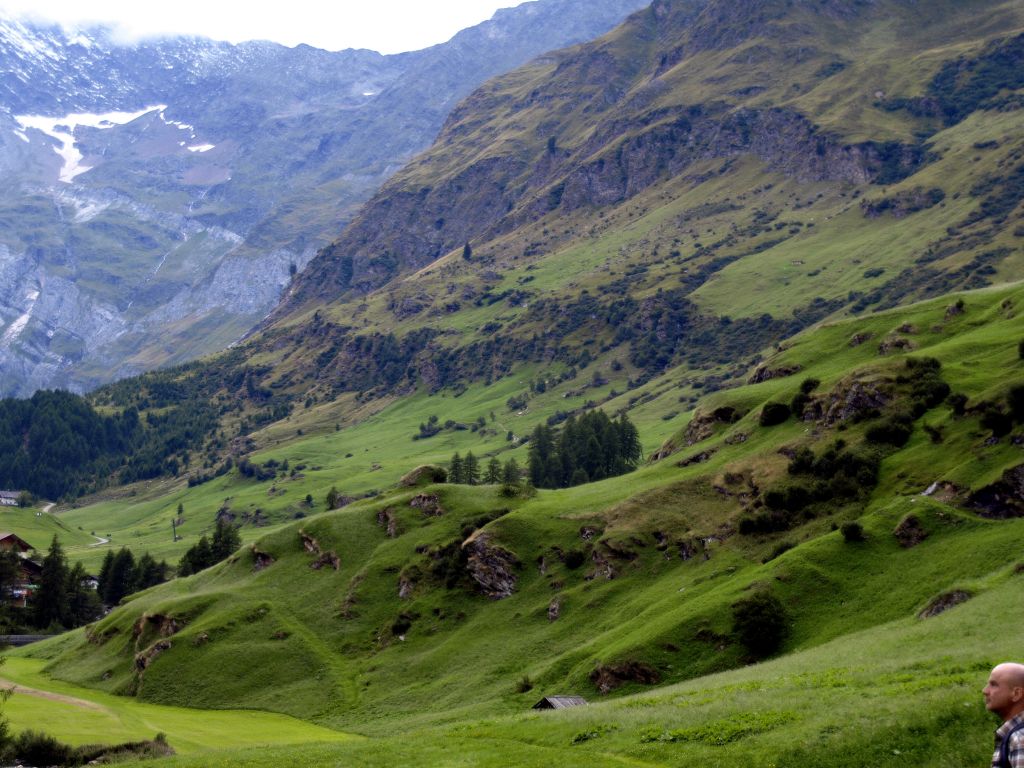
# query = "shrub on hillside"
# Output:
<box><xmin>759</xmin><ymin>402</ymin><xmax>791</xmax><ymax>427</ymax></box>
<box><xmin>948</xmin><ymin>393</ymin><xmax>968</xmax><ymax>416</ymax></box>
<box><xmin>1007</xmin><ymin>385</ymin><xmax>1024</xmax><ymax>423</ymax></box>
<box><xmin>841</xmin><ymin>522</ymin><xmax>866</xmax><ymax>542</ymax></box>
<box><xmin>865</xmin><ymin>414</ymin><xmax>913</xmax><ymax>446</ymax></box>
<box><xmin>563</xmin><ymin>549</ymin><xmax>587</xmax><ymax>570</ymax></box>
<box><xmin>732</xmin><ymin>591</ymin><xmax>789</xmax><ymax>659</ymax></box>
<box><xmin>980</xmin><ymin>405</ymin><xmax>1013</xmax><ymax>437</ymax></box>
<box><xmin>790</xmin><ymin>377</ymin><xmax>821</xmax><ymax>417</ymax></box>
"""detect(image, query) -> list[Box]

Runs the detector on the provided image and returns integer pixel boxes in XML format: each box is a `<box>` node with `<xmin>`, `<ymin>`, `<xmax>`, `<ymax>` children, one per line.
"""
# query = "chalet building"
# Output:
<box><xmin>0</xmin><ymin>532</ymin><xmax>31</xmax><ymax>553</ymax></box>
<box><xmin>0</xmin><ymin>491</ymin><xmax>20</xmax><ymax>507</ymax></box>
<box><xmin>532</xmin><ymin>695</ymin><xmax>588</xmax><ymax>710</ymax></box>
<box><xmin>0</xmin><ymin>532</ymin><xmax>38</xmax><ymax>608</ymax></box>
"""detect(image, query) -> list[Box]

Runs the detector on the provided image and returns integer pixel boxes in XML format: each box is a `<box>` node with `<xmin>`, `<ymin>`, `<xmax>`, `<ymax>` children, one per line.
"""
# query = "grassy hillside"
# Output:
<box><xmin>2</xmin><ymin>1</ymin><xmax>1023</xmax><ymax>764</ymax></box>
<box><xmin>19</xmin><ymin>283</ymin><xmax>1024</xmax><ymax>747</ymax></box>
<box><xmin>84</xmin><ymin>571</ymin><xmax>1021</xmax><ymax>766</ymax></box>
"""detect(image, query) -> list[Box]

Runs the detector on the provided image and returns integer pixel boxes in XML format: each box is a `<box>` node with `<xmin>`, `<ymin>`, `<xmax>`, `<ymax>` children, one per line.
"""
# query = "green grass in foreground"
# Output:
<box><xmin>0</xmin><ymin>657</ymin><xmax>355</xmax><ymax>754</ymax></box>
<box><xmin>25</xmin><ymin>568</ymin><xmax>1022</xmax><ymax>767</ymax></box>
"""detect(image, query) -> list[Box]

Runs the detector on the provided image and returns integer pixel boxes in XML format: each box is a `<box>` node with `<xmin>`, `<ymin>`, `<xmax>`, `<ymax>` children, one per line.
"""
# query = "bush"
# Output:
<box><xmin>1008</xmin><ymin>385</ymin><xmax>1024</xmax><ymax>423</ymax></box>
<box><xmin>948</xmin><ymin>393</ymin><xmax>968</xmax><ymax>416</ymax></box>
<box><xmin>865</xmin><ymin>415</ymin><xmax>913</xmax><ymax>446</ymax></box>
<box><xmin>515</xmin><ymin>675</ymin><xmax>534</xmax><ymax>693</ymax></box>
<box><xmin>563</xmin><ymin>549</ymin><xmax>587</xmax><ymax>570</ymax></box>
<box><xmin>732</xmin><ymin>592</ymin><xmax>789</xmax><ymax>659</ymax></box>
<box><xmin>980</xmin><ymin>406</ymin><xmax>1013</xmax><ymax>437</ymax></box>
<box><xmin>840</xmin><ymin>522</ymin><xmax>866</xmax><ymax>542</ymax></box>
<box><xmin>759</xmin><ymin>402</ymin><xmax>792</xmax><ymax>427</ymax></box>
<box><xmin>10</xmin><ymin>730</ymin><xmax>74</xmax><ymax>767</ymax></box>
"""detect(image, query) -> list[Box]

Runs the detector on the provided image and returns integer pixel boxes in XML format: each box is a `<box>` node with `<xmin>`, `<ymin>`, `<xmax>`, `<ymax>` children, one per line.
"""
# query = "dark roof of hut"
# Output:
<box><xmin>532</xmin><ymin>695</ymin><xmax>588</xmax><ymax>710</ymax></box>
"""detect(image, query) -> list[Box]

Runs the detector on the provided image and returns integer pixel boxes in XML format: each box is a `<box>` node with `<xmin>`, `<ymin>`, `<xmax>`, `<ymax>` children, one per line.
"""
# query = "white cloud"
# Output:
<box><xmin>0</xmin><ymin>0</ymin><xmax>523</xmax><ymax>54</ymax></box>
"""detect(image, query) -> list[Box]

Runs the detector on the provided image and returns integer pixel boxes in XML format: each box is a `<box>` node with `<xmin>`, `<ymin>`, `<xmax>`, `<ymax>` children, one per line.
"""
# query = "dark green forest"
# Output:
<box><xmin>527</xmin><ymin>410</ymin><xmax>642</xmax><ymax>488</ymax></box>
<box><xmin>0</xmin><ymin>391</ymin><xmax>139</xmax><ymax>499</ymax></box>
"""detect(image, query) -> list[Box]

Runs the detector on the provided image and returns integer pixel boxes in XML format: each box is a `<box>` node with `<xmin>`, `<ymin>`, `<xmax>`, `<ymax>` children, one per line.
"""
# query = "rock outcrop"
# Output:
<box><xmin>464</xmin><ymin>534</ymin><xmax>519</xmax><ymax>599</ymax></box>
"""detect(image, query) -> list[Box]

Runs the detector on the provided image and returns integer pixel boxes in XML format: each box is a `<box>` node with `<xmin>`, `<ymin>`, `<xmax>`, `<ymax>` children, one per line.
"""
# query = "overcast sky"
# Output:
<box><xmin>0</xmin><ymin>0</ymin><xmax>521</xmax><ymax>54</ymax></box>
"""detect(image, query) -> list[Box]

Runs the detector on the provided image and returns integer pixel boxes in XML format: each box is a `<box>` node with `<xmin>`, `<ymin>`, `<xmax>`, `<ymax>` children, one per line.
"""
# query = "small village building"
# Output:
<box><xmin>0</xmin><ymin>532</ymin><xmax>31</xmax><ymax>552</ymax></box>
<box><xmin>532</xmin><ymin>695</ymin><xmax>588</xmax><ymax>710</ymax></box>
<box><xmin>10</xmin><ymin>557</ymin><xmax>41</xmax><ymax>609</ymax></box>
<box><xmin>0</xmin><ymin>533</ymin><xmax>37</xmax><ymax>608</ymax></box>
<box><xmin>0</xmin><ymin>491</ymin><xmax>20</xmax><ymax>507</ymax></box>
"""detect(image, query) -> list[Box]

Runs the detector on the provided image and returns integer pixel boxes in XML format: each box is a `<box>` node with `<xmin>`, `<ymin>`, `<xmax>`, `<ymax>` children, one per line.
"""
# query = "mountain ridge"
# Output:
<box><xmin>0</xmin><ymin>0</ymin><xmax>650</xmax><ymax>396</ymax></box>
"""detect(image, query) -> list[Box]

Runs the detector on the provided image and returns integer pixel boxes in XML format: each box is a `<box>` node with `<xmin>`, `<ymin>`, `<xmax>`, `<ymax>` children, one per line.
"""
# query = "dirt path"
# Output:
<box><xmin>0</xmin><ymin>678</ymin><xmax>107</xmax><ymax>711</ymax></box>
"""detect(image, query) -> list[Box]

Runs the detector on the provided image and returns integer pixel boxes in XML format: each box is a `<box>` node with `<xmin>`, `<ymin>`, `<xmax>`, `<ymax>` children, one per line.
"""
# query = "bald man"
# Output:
<box><xmin>984</xmin><ymin>663</ymin><xmax>1024</xmax><ymax>768</ymax></box>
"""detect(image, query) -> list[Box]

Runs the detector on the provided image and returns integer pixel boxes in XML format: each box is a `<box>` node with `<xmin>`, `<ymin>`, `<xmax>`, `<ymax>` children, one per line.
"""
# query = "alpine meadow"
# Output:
<box><xmin>0</xmin><ymin>0</ymin><xmax>1023</xmax><ymax>766</ymax></box>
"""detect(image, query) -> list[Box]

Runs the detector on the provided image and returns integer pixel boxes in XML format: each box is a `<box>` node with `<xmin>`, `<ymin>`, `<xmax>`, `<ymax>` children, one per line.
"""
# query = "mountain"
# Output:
<box><xmin>0</xmin><ymin>0</ymin><xmax>649</xmax><ymax>396</ymax></box>
<box><xmin>6</xmin><ymin>0</ymin><xmax>1024</xmax><ymax>764</ymax></box>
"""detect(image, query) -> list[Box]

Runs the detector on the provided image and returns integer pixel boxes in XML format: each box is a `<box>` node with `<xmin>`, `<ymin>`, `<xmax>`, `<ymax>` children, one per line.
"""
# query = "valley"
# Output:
<box><xmin>0</xmin><ymin>0</ymin><xmax>1022</xmax><ymax>765</ymax></box>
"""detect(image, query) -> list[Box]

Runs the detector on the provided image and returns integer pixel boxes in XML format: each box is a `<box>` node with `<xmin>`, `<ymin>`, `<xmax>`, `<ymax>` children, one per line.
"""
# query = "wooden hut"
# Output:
<box><xmin>532</xmin><ymin>695</ymin><xmax>588</xmax><ymax>710</ymax></box>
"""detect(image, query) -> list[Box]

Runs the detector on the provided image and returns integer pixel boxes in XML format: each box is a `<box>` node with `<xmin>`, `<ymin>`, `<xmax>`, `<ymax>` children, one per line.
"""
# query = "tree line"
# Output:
<box><xmin>97</xmin><ymin>547</ymin><xmax>170</xmax><ymax>606</ymax></box>
<box><xmin>177</xmin><ymin>519</ymin><xmax>241</xmax><ymax>576</ymax></box>
<box><xmin>0</xmin><ymin>390</ymin><xmax>140</xmax><ymax>500</ymax></box>
<box><xmin>527</xmin><ymin>410</ymin><xmax>641</xmax><ymax>488</ymax></box>
<box><xmin>448</xmin><ymin>453</ymin><xmax>522</xmax><ymax>486</ymax></box>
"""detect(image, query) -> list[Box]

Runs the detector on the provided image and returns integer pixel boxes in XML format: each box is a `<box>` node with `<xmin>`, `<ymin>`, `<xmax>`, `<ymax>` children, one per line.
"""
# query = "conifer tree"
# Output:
<box><xmin>464</xmin><ymin>451</ymin><xmax>480</xmax><ymax>486</ymax></box>
<box><xmin>325</xmin><ymin>486</ymin><xmax>340</xmax><ymax>510</ymax></box>
<box><xmin>97</xmin><ymin>549</ymin><xmax>114</xmax><ymax>599</ymax></box>
<box><xmin>484</xmin><ymin>458</ymin><xmax>502</xmax><ymax>484</ymax></box>
<box><xmin>502</xmin><ymin>458</ymin><xmax>521</xmax><ymax>486</ymax></box>
<box><xmin>33</xmin><ymin>535</ymin><xmax>68</xmax><ymax>629</ymax></box>
<box><xmin>449</xmin><ymin>452</ymin><xmax>465</xmax><ymax>484</ymax></box>
<box><xmin>211</xmin><ymin>518</ymin><xmax>241</xmax><ymax>560</ymax></box>
<box><xmin>528</xmin><ymin>425</ymin><xmax>555</xmax><ymax>487</ymax></box>
<box><xmin>104</xmin><ymin>547</ymin><xmax>136</xmax><ymax>606</ymax></box>
<box><xmin>66</xmin><ymin>561</ymin><xmax>101</xmax><ymax>627</ymax></box>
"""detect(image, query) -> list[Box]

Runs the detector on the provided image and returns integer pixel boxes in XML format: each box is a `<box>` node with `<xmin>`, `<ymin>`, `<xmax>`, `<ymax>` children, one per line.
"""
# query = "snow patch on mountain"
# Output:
<box><xmin>1</xmin><ymin>286</ymin><xmax>40</xmax><ymax>346</ymax></box>
<box><xmin>13</xmin><ymin>105</ymin><xmax>166</xmax><ymax>182</ymax></box>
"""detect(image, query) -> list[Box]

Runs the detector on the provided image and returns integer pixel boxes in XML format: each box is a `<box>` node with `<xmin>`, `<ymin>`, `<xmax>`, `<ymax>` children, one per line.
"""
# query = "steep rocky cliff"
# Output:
<box><xmin>281</xmin><ymin>0</ymin><xmax>948</xmax><ymax>311</ymax></box>
<box><xmin>0</xmin><ymin>0</ymin><xmax>649</xmax><ymax>395</ymax></box>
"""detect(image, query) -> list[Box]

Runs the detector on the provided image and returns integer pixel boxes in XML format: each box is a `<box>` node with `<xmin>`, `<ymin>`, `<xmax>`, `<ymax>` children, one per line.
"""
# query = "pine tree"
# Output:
<box><xmin>326</xmin><ymin>486</ymin><xmax>340</xmax><ymax>510</ymax></box>
<box><xmin>449</xmin><ymin>452</ymin><xmax>465</xmax><ymax>484</ymax></box>
<box><xmin>135</xmin><ymin>552</ymin><xmax>166</xmax><ymax>590</ymax></box>
<box><xmin>528</xmin><ymin>424</ymin><xmax>555</xmax><ymax>488</ymax></box>
<box><xmin>65</xmin><ymin>561</ymin><xmax>101</xmax><ymax>627</ymax></box>
<box><xmin>97</xmin><ymin>549</ymin><xmax>114</xmax><ymax>601</ymax></box>
<box><xmin>212</xmin><ymin>519</ymin><xmax>241</xmax><ymax>560</ymax></box>
<box><xmin>484</xmin><ymin>458</ymin><xmax>502</xmax><ymax>484</ymax></box>
<box><xmin>464</xmin><ymin>451</ymin><xmax>480</xmax><ymax>486</ymax></box>
<box><xmin>502</xmin><ymin>458</ymin><xmax>521</xmax><ymax>486</ymax></box>
<box><xmin>33</xmin><ymin>535</ymin><xmax>69</xmax><ymax>629</ymax></box>
<box><xmin>104</xmin><ymin>547</ymin><xmax>136</xmax><ymax>606</ymax></box>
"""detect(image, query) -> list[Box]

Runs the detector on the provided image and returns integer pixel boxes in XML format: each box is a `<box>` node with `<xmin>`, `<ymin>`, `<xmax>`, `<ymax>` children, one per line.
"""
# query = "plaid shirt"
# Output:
<box><xmin>993</xmin><ymin>714</ymin><xmax>1024</xmax><ymax>768</ymax></box>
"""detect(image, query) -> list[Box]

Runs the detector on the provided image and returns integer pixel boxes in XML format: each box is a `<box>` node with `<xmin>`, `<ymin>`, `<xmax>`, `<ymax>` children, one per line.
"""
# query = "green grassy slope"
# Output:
<box><xmin>21</xmin><ymin>283</ymin><xmax>1024</xmax><ymax>747</ymax></box>
<box><xmin>3</xmin><ymin>2</ymin><xmax>1024</xmax><ymax>764</ymax></box>
<box><xmin>18</xmin><ymin>509</ymin><xmax>1024</xmax><ymax>767</ymax></box>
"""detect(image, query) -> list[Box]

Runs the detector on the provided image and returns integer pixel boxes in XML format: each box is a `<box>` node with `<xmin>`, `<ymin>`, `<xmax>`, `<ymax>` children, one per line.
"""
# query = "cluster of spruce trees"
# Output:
<box><xmin>0</xmin><ymin>391</ymin><xmax>140</xmax><ymax>500</ymax></box>
<box><xmin>97</xmin><ymin>547</ymin><xmax>169</xmax><ymax>606</ymax></box>
<box><xmin>527</xmin><ymin>411</ymin><xmax>641</xmax><ymax>488</ymax></box>
<box><xmin>16</xmin><ymin>537</ymin><xmax>101</xmax><ymax>631</ymax></box>
<box><xmin>177</xmin><ymin>519</ymin><xmax>241</xmax><ymax>576</ymax></box>
<box><xmin>448</xmin><ymin>452</ymin><xmax>522</xmax><ymax>486</ymax></box>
